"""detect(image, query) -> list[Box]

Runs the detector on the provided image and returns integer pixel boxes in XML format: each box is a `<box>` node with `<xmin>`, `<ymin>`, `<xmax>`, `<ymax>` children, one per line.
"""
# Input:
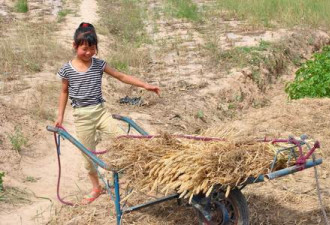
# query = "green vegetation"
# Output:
<box><xmin>57</xmin><ymin>9</ymin><xmax>72</xmax><ymax>22</ymax></box>
<box><xmin>7</xmin><ymin>126</ymin><xmax>27</xmax><ymax>152</ymax></box>
<box><xmin>165</xmin><ymin>0</ymin><xmax>200</xmax><ymax>21</ymax></box>
<box><xmin>215</xmin><ymin>0</ymin><xmax>330</xmax><ymax>28</ymax></box>
<box><xmin>24</xmin><ymin>176</ymin><xmax>38</xmax><ymax>183</ymax></box>
<box><xmin>196</xmin><ymin>110</ymin><xmax>204</xmax><ymax>119</ymax></box>
<box><xmin>98</xmin><ymin>0</ymin><xmax>150</xmax><ymax>72</ymax></box>
<box><xmin>206</xmin><ymin>40</ymin><xmax>273</xmax><ymax>67</ymax></box>
<box><xmin>58</xmin><ymin>9</ymin><xmax>71</xmax><ymax>17</ymax></box>
<box><xmin>0</xmin><ymin>172</ymin><xmax>4</xmax><ymax>192</ymax></box>
<box><xmin>285</xmin><ymin>46</ymin><xmax>330</xmax><ymax>99</ymax></box>
<box><xmin>213</xmin><ymin>40</ymin><xmax>281</xmax><ymax>68</ymax></box>
<box><xmin>15</xmin><ymin>0</ymin><xmax>28</xmax><ymax>13</ymax></box>
<box><xmin>110</xmin><ymin>60</ymin><xmax>129</xmax><ymax>72</ymax></box>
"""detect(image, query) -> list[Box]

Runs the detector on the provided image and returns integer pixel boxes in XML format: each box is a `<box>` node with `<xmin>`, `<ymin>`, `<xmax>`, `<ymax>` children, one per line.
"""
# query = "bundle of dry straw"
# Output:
<box><xmin>101</xmin><ymin>133</ymin><xmax>288</xmax><ymax>201</ymax></box>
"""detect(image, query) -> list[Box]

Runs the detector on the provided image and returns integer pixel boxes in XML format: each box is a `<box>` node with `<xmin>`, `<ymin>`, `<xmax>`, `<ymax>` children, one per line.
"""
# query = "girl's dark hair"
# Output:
<box><xmin>73</xmin><ymin>22</ymin><xmax>98</xmax><ymax>52</ymax></box>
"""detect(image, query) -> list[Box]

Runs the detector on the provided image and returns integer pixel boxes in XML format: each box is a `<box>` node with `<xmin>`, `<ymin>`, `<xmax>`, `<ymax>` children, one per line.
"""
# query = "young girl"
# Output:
<box><xmin>55</xmin><ymin>22</ymin><xmax>160</xmax><ymax>204</ymax></box>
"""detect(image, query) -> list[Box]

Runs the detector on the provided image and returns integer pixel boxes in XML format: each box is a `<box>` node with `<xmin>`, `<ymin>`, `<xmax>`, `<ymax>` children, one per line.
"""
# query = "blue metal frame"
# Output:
<box><xmin>113</xmin><ymin>172</ymin><xmax>122</xmax><ymax>225</ymax></box>
<box><xmin>46</xmin><ymin>115</ymin><xmax>323</xmax><ymax>225</ymax></box>
<box><xmin>112</xmin><ymin>114</ymin><xmax>149</xmax><ymax>136</ymax></box>
<box><xmin>243</xmin><ymin>158</ymin><xmax>323</xmax><ymax>184</ymax></box>
<box><xmin>46</xmin><ymin>115</ymin><xmax>170</xmax><ymax>225</ymax></box>
<box><xmin>123</xmin><ymin>193</ymin><xmax>179</xmax><ymax>213</ymax></box>
<box><xmin>47</xmin><ymin>126</ymin><xmax>110</xmax><ymax>170</ymax></box>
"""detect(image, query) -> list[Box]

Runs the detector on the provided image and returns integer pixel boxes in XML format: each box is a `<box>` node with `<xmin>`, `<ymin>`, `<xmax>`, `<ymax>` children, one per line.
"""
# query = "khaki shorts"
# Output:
<box><xmin>73</xmin><ymin>103</ymin><xmax>124</xmax><ymax>173</ymax></box>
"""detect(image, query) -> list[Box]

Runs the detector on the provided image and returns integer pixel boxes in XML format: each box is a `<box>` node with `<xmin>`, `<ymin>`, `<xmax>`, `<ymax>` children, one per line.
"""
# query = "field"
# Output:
<box><xmin>0</xmin><ymin>0</ymin><xmax>329</xmax><ymax>224</ymax></box>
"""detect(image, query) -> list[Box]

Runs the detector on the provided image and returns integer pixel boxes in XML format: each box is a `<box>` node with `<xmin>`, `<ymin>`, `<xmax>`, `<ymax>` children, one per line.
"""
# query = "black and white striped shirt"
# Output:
<box><xmin>58</xmin><ymin>57</ymin><xmax>106</xmax><ymax>108</ymax></box>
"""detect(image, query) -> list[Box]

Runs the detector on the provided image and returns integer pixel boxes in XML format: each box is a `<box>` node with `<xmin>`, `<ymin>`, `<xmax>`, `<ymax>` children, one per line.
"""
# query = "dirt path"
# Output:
<box><xmin>1</xmin><ymin>0</ymin><xmax>101</xmax><ymax>224</ymax></box>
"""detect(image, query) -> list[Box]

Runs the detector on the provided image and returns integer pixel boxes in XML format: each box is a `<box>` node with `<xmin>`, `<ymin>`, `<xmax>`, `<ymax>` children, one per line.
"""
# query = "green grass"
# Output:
<box><xmin>0</xmin><ymin>172</ymin><xmax>4</xmax><ymax>192</ymax></box>
<box><xmin>110</xmin><ymin>59</ymin><xmax>129</xmax><ymax>72</ymax></box>
<box><xmin>211</xmin><ymin>40</ymin><xmax>273</xmax><ymax>68</ymax></box>
<box><xmin>15</xmin><ymin>0</ymin><xmax>28</xmax><ymax>13</ymax></box>
<box><xmin>7</xmin><ymin>126</ymin><xmax>27</xmax><ymax>152</ymax></box>
<box><xmin>204</xmin><ymin>38</ymin><xmax>273</xmax><ymax>69</ymax></box>
<box><xmin>215</xmin><ymin>0</ymin><xmax>330</xmax><ymax>28</ymax></box>
<box><xmin>24</xmin><ymin>176</ymin><xmax>39</xmax><ymax>183</ymax></box>
<box><xmin>165</xmin><ymin>0</ymin><xmax>201</xmax><ymax>21</ymax></box>
<box><xmin>57</xmin><ymin>9</ymin><xmax>72</xmax><ymax>22</ymax></box>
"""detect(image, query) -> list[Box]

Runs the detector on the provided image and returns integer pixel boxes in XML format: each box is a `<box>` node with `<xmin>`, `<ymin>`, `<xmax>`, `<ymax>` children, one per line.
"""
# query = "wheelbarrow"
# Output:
<box><xmin>46</xmin><ymin>114</ymin><xmax>323</xmax><ymax>225</ymax></box>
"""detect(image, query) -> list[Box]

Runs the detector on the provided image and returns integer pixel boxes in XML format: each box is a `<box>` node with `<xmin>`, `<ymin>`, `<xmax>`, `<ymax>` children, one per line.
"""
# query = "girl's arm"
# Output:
<box><xmin>55</xmin><ymin>79</ymin><xmax>69</xmax><ymax>127</ymax></box>
<box><xmin>104</xmin><ymin>65</ymin><xmax>160</xmax><ymax>95</ymax></box>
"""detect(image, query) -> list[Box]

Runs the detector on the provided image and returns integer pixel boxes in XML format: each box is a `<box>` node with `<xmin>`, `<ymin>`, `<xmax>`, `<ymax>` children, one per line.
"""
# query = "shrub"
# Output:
<box><xmin>166</xmin><ymin>0</ymin><xmax>200</xmax><ymax>21</ymax></box>
<box><xmin>285</xmin><ymin>46</ymin><xmax>330</xmax><ymax>99</ymax></box>
<box><xmin>57</xmin><ymin>9</ymin><xmax>72</xmax><ymax>22</ymax></box>
<box><xmin>0</xmin><ymin>172</ymin><xmax>4</xmax><ymax>192</ymax></box>
<box><xmin>7</xmin><ymin>126</ymin><xmax>27</xmax><ymax>152</ymax></box>
<box><xmin>15</xmin><ymin>0</ymin><xmax>28</xmax><ymax>13</ymax></box>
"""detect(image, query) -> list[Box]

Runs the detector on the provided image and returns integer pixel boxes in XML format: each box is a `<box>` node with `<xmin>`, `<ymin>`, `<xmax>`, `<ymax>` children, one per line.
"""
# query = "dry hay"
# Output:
<box><xmin>51</xmin><ymin>131</ymin><xmax>325</xmax><ymax>225</ymax></box>
<box><xmin>50</xmin><ymin>193</ymin><xmax>198</xmax><ymax>225</ymax></box>
<box><xmin>101</xmin><ymin>132</ymin><xmax>297</xmax><ymax>202</ymax></box>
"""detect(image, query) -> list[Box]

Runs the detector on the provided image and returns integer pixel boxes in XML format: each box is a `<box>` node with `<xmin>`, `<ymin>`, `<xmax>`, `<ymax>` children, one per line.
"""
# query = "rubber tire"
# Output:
<box><xmin>197</xmin><ymin>189</ymin><xmax>249</xmax><ymax>225</ymax></box>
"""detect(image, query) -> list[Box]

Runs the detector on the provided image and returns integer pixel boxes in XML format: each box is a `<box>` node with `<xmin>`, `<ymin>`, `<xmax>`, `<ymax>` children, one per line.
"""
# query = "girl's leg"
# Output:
<box><xmin>96</xmin><ymin>105</ymin><xmax>125</xmax><ymax>137</ymax></box>
<box><xmin>95</xmin><ymin>105</ymin><xmax>125</xmax><ymax>185</ymax></box>
<box><xmin>88</xmin><ymin>171</ymin><xmax>101</xmax><ymax>189</ymax></box>
<box><xmin>73</xmin><ymin>106</ymin><xmax>103</xmax><ymax>203</ymax></box>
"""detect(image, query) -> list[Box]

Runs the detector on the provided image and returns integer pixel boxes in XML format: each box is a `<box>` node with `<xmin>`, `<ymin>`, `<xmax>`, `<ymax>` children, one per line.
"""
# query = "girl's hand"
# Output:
<box><xmin>145</xmin><ymin>84</ymin><xmax>160</xmax><ymax>95</ymax></box>
<box><xmin>55</xmin><ymin>117</ymin><xmax>63</xmax><ymax>127</ymax></box>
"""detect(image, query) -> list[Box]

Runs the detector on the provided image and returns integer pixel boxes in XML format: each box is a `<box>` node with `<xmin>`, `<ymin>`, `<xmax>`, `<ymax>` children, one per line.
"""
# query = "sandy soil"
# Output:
<box><xmin>0</xmin><ymin>0</ymin><xmax>101</xmax><ymax>224</ymax></box>
<box><xmin>0</xmin><ymin>0</ymin><xmax>329</xmax><ymax>224</ymax></box>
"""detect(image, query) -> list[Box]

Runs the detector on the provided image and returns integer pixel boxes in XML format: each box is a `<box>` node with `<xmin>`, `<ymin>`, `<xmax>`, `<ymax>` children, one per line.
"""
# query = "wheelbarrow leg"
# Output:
<box><xmin>114</xmin><ymin>172</ymin><xmax>122</xmax><ymax>225</ymax></box>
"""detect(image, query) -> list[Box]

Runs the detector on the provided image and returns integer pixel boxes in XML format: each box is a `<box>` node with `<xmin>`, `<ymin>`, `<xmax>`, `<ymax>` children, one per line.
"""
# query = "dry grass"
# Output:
<box><xmin>98</xmin><ymin>0</ymin><xmax>150</xmax><ymax>73</ymax></box>
<box><xmin>247</xmin><ymin>188</ymin><xmax>330</xmax><ymax>224</ymax></box>
<box><xmin>204</xmin><ymin>31</ymin><xmax>329</xmax><ymax>92</ymax></box>
<box><xmin>106</xmin><ymin>42</ymin><xmax>151</xmax><ymax>73</ymax></box>
<box><xmin>52</xmin><ymin>127</ymin><xmax>325</xmax><ymax>225</ymax></box>
<box><xmin>29</xmin><ymin>82</ymin><xmax>59</xmax><ymax>122</ymax></box>
<box><xmin>0</xmin><ymin>20</ymin><xmax>69</xmax><ymax>81</ymax></box>
<box><xmin>48</xmin><ymin>92</ymin><xmax>330</xmax><ymax>225</ymax></box>
<box><xmin>100</xmin><ymin>130</ymin><xmax>304</xmax><ymax>203</ymax></box>
<box><xmin>50</xmin><ymin>194</ymin><xmax>197</xmax><ymax>225</ymax></box>
<box><xmin>0</xmin><ymin>186</ymin><xmax>31</xmax><ymax>205</ymax></box>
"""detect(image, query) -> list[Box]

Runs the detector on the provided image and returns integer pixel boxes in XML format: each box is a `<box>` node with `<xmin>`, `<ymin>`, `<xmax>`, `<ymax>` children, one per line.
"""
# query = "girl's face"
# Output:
<box><xmin>74</xmin><ymin>42</ymin><xmax>97</xmax><ymax>62</ymax></box>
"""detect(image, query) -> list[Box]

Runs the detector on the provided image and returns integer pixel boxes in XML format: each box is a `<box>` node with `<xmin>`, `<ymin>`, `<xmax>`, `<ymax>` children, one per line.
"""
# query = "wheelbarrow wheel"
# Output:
<box><xmin>197</xmin><ymin>189</ymin><xmax>249</xmax><ymax>225</ymax></box>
